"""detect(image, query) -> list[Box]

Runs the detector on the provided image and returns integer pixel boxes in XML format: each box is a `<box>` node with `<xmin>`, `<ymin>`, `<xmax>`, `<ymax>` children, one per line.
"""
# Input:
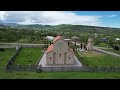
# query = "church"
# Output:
<box><xmin>46</xmin><ymin>35</ymin><xmax>75</xmax><ymax>65</ymax></box>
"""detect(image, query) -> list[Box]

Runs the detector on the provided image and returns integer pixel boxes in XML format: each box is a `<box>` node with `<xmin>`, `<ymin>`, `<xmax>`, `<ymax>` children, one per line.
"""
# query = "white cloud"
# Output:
<box><xmin>106</xmin><ymin>15</ymin><xmax>118</xmax><ymax>18</ymax></box>
<box><xmin>0</xmin><ymin>11</ymin><xmax>102</xmax><ymax>26</ymax></box>
<box><xmin>0</xmin><ymin>11</ymin><xmax>7</xmax><ymax>21</ymax></box>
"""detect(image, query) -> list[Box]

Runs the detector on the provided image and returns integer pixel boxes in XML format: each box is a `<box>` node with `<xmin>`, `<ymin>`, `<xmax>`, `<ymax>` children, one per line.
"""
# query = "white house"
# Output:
<box><xmin>46</xmin><ymin>36</ymin><xmax>54</xmax><ymax>41</ymax></box>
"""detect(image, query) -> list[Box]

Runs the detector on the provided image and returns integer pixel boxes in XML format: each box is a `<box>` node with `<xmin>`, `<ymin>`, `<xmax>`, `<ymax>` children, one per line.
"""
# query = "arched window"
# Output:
<box><xmin>50</xmin><ymin>57</ymin><xmax>51</xmax><ymax>60</ymax></box>
<box><xmin>69</xmin><ymin>57</ymin><xmax>70</xmax><ymax>60</ymax></box>
<box><xmin>64</xmin><ymin>52</ymin><xmax>67</xmax><ymax>64</ymax></box>
<box><xmin>60</xmin><ymin>53</ymin><xmax>61</xmax><ymax>58</ymax></box>
<box><xmin>53</xmin><ymin>52</ymin><xmax>56</xmax><ymax>64</ymax></box>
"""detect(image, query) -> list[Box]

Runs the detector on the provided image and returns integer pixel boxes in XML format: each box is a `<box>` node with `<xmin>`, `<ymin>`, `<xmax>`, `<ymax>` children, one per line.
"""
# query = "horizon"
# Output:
<box><xmin>0</xmin><ymin>11</ymin><xmax>120</xmax><ymax>28</ymax></box>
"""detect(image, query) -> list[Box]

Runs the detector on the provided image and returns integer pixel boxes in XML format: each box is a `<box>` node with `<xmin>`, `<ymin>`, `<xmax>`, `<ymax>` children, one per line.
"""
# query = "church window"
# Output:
<box><xmin>60</xmin><ymin>53</ymin><xmax>61</xmax><ymax>58</ymax></box>
<box><xmin>69</xmin><ymin>57</ymin><xmax>70</xmax><ymax>60</ymax></box>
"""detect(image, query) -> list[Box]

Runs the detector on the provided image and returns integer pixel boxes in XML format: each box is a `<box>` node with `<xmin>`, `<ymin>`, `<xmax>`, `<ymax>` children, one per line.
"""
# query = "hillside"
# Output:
<box><xmin>15</xmin><ymin>24</ymin><xmax>120</xmax><ymax>34</ymax></box>
<box><xmin>1</xmin><ymin>23</ymin><xmax>120</xmax><ymax>34</ymax></box>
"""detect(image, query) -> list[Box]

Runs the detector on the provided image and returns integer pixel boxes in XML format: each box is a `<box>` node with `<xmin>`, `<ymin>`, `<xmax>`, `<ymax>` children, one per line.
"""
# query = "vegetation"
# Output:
<box><xmin>0</xmin><ymin>24</ymin><xmax>120</xmax><ymax>46</ymax></box>
<box><xmin>0</xmin><ymin>48</ymin><xmax>120</xmax><ymax>79</ymax></box>
<box><xmin>101</xmin><ymin>48</ymin><xmax>120</xmax><ymax>55</ymax></box>
<box><xmin>0</xmin><ymin>24</ymin><xmax>120</xmax><ymax>79</ymax></box>
<box><xmin>0</xmin><ymin>71</ymin><xmax>120</xmax><ymax>79</ymax></box>
<box><xmin>78</xmin><ymin>51</ymin><xmax>120</xmax><ymax>67</ymax></box>
<box><xmin>14</xmin><ymin>48</ymin><xmax>43</xmax><ymax>65</ymax></box>
<box><xmin>0</xmin><ymin>48</ymin><xmax>16</xmax><ymax>70</ymax></box>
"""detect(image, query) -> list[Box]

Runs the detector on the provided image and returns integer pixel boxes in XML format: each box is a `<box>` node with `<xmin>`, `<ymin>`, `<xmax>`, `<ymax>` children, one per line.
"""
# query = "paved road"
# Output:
<box><xmin>94</xmin><ymin>47</ymin><xmax>120</xmax><ymax>58</ymax></box>
<box><xmin>94</xmin><ymin>46</ymin><xmax>112</xmax><ymax>49</ymax></box>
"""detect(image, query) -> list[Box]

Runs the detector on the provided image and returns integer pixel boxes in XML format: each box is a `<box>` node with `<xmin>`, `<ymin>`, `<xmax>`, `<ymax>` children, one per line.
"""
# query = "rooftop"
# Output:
<box><xmin>46</xmin><ymin>44</ymin><xmax>53</xmax><ymax>53</ymax></box>
<box><xmin>53</xmin><ymin>35</ymin><xmax>62</xmax><ymax>42</ymax></box>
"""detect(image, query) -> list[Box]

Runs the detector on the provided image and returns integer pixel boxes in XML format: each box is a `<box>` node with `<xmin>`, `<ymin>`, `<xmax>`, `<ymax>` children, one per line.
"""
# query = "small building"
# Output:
<box><xmin>64</xmin><ymin>39</ymin><xmax>72</xmax><ymax>43</ymax></box>
<box><xmin>45</xmin><ymin>36</ymin><xmax>54</xmax><ymax>41</ymax></box>
<box><xmin>86</xmin><ymin>37</ymin><xmax>93</xmax><ymax>51</ymax></box>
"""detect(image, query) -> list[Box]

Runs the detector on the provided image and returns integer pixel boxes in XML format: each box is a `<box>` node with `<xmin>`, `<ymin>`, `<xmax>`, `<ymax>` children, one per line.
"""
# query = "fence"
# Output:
<box><xmin>21</xmin><ymin>45</ymin><xmax>44</xmax><ymax>48</ymax></box>
<box><xmin>6</xmin><ymin>46</ymin><xmax>22</xmax><ymax>65</ymax></box>
<box><xmin>38</xmin><ymin>66</ymin><xmax>120</xmax><ymax>72</ymax></box>
<box><xmin>5</xmin><ymin>65</ymin><xmax>120</xmax><ymax>72</ymax></box>
<box><xmin>6</xmin><ymin>64</ymin><xmax>37</xmax><ymax>71</ymax></box>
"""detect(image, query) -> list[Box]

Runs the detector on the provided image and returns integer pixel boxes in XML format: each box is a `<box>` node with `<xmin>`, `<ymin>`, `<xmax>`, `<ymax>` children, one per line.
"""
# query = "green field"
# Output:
<box><xmin>1</xmin><ymin>48</ymin><xmax>120</xmax><ymax>79</ymax></box>
<box><xmin>101</xmin><ymin>49</ymin><xmax>120</xmax><ymax>55</ymax></box>
<box><xmin>0</xmin><ymin>48</ymin><xmax>16</xmax><ymax>70</ymax></box>
<box><xmin>78</xmin><ymin>51</ymin><xmax>120</xmax><ymax>67</ymax></box>
<box><xmin>14</xmin><ymin>48</ymin><xmax>43</xmax><ymax>65</ymax></box>
<box><xmin>0</xmin><ymin>71</ymin><xmax>120</xmax><ymax>79</ymax></box>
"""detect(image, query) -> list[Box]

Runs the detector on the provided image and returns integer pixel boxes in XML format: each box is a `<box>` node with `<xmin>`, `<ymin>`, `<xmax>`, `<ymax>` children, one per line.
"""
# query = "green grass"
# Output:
<box><xmin>0</xmin><ymin>48</ymin><xmax>16</xmax><ymax>70</ymax></box>
<box><xmin>1</xmin><ymin>48</ymin><xmax>120</xmax><ymax>79</ymax></box>
<box><xmin>14</xmin><ymin>48</ymin><xmax>43</xmax><ymax>65</ymax></box>
<box><xmin>0</xmin><ymin>71</ymin><xmax>120</xmax><ymax>79</ymax></box>
<box><xmin>101</xmin><ymin>49</ymin><xmax>120</xmax><ymax>55</ymax></box>
<box><xmin>95</xmin><ymin>43</ymin><xmax>107</xmax><ymax>47</ymax></box>
<box><xmin>78</xmin><ymin>51</ymin><xmax>120</xmax><ymax>67</ymax></box>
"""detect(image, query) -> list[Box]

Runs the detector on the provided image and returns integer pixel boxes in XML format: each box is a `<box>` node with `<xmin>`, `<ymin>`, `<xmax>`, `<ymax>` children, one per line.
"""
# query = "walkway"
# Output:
<box><xmin>94</xmin><ymin>47</ymin><xmax>120</xmax><ymax>59</ymax></box>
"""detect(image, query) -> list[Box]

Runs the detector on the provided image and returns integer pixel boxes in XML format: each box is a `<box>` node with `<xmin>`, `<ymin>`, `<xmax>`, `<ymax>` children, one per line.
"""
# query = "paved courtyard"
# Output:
<box><xmin>38</xmin><ymin>52</ymin><xmax>83</xmax><ymax>67</ymax></box>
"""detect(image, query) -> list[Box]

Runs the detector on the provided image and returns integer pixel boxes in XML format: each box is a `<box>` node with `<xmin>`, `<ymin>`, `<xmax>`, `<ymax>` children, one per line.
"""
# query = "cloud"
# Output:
<box><xmin>0</xmin><ymin>11</ymin><xmax>102</xmax><ymax>26</ymax></box>
<box><xmin>106</xmin><ymin>15</ymin><xmax>118</xmax><ymax>18</ymax></box>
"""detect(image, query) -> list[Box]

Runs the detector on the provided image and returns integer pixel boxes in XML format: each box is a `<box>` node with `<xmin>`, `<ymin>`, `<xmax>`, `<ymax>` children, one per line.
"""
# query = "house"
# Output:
<box><xmin>64</xmin><ymin>39</ymin><xmax>72</xmax><ymax>43</ymax></box>
<box><xmin>45</xmin><ymin>36</ymin><xmax>54</xmax><ymax>41</ymax></box>
<box><xmin>46</xmin><ymin>35</ymin><xmax>75</xmax><ymax>65</ymax></box>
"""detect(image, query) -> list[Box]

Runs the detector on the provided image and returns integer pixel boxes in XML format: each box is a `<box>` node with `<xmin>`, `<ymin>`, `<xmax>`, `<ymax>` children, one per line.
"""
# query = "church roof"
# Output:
<box><xmin>46</xmin><ymin>44</ymin><xmax>53</xmax><ymax>53</ymax></box>
<box><xmin>46</xmin><ymin>35</ymin><xmax>74</xmax><ymax>53</ymax></box>
<box><xmin>53</xmin><ymin>35</ymin><xmax>62</xmax><ymax>42</ymax></box>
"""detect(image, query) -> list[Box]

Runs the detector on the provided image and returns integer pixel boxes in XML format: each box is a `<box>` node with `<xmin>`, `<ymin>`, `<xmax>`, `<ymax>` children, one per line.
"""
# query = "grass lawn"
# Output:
<box><xmin>14</xmin><ymin>48</ymin><xmax>43</xmax><ymax>65</ymax></box>
<box><xmin>78</xmin><ymin>51</ymin><xmax>120</xmax><ymax>67</ymax></box>
<box><xmin>1</xmin><ymin>48</ymin><xmax>120</xmax><ymax>79</ymax></box>
<box><xmin>101</xmin><ymin>48</ymin><xmax>120</xmax><ymax>55</ymax></box>
<box><xmin>0</xmin><ymin>71</ymin><xmax>120</xmax><ymax>79</ymax></box>
<box><xmin>95</xmin><ymin>43</ymin><xmax>112</xmax><ymax>48</ymax></box>
<box><xmin>0</xmin><ymin>48</ymin><xmax>16</xmax><ymax>70</ymax></box>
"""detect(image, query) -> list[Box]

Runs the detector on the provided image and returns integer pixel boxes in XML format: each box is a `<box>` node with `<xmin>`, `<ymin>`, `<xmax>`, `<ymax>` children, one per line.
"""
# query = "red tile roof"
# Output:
<box><xmin>46</xmin><ymin>36</ymin><xmax>73</xmax><ymax>53</ymax></box>
<box><xmin>53</xmin><ymin>35</ymin><xmax>62</xmax><ymax>42</ymax></box>
<box><xmin>46</xmin><ymin>44</ymin><xmax>53</xmax><ymax>53</ymax></box>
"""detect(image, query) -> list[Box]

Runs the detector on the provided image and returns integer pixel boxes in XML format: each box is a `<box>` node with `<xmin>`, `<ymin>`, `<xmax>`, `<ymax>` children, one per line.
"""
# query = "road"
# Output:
<box><xmin>0</xmin><ymin>43</ymin><xmax>45</xmax><ymax>48</ymax></box>
<box><xmin>94</xmin><ymin>47</ymin><xmax>120</xmax><ymax>58</ymax></box>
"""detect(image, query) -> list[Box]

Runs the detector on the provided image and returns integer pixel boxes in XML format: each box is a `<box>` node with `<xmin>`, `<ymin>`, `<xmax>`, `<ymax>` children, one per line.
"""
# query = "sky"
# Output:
<box><xmin>0</xmin><ymin>11</ymin><xmax>120</xmax><ymax>28</ymax></box>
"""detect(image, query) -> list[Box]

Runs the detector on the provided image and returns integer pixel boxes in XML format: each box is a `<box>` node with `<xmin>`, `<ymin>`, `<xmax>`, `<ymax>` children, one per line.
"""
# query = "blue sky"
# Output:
<box><xmin>75</xmin><ymin>11</ymin><xmax>120</xmax><ymax>28</ymax></box>
<box><xmin>0</xmin><ymin>11</ymin><xmax>120</xmax><ymax>28</ymax></box>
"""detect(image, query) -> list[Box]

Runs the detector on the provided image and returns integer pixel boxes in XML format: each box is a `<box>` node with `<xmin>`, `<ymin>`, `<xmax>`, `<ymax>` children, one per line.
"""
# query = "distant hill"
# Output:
<box><xmin>0</xmin><ymin>23</ymin><xmax>120</xmax><ymax>33</ymax></box>
<box><xmin>15</xmin><ymin>24</ymin><xmax>120</xmax><ymax>33</ymax></box>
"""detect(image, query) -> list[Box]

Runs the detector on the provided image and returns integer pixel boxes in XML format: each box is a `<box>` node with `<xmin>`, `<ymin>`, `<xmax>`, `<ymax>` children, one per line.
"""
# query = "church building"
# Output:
<box><xmin>46</xmin><ymin>35</ymin><xmax>75</xmax><ymax>65</ymax></box>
